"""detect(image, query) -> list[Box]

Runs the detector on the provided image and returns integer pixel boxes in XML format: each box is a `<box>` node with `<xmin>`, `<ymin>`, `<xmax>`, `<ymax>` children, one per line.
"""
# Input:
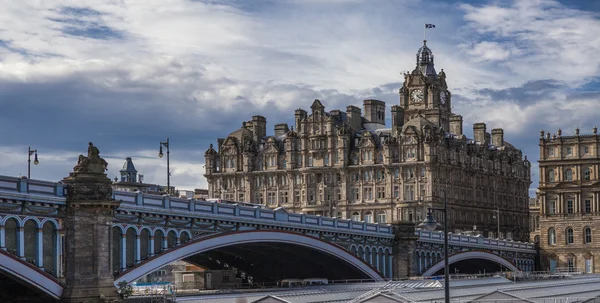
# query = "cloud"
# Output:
<box><xmin>0</xmin><ymin>0</ymin><xmax>599</xmax><ymax>198</ymax></box>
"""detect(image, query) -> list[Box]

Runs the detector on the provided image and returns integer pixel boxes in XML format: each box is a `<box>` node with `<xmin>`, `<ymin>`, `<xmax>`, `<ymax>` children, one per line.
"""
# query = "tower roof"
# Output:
<box><xmin>120</xmin><ymin>157</ymin><xmax>137</xmax><ymax>173</ymax></box>
<box><xmin>415</xmin><ymin>40</ymin><xmax>437</xmax><ymax>77</ymax></box>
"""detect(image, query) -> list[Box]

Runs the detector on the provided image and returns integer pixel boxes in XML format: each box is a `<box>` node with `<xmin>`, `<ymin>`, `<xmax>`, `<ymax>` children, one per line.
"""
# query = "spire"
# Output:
<box><xmin>415</xmin><ymin>40</ymin><xmax>437</xmax><ymax>77</ymax></box>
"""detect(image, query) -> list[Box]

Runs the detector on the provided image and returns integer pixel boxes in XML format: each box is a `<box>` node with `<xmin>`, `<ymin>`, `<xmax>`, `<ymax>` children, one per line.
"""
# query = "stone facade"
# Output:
<box><xmin>536</xmin><ymin>127</ymin><xmax>600</xmax><ymax>273</ymax></box>
<box><xmin>204</xmin><ymin>40</ymin><xmax>532</xmax><ymax>241</ymax></box>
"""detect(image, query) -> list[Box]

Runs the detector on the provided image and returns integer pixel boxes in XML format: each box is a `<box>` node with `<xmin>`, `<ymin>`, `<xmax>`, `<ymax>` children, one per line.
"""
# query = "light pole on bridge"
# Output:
<box><xmin>158</xmin><ymin>138</ymin><xmax>171</xmax><ymax>195</ymax></box>
<box><xmin>418</xmin><ymin>190</ymin><xmax>450</xmax><ymax>303</ymax></box>
<box><xmin>27</xmin><ymin>146</ymin><xmax>39</xmax><ymax>179</ymax></box>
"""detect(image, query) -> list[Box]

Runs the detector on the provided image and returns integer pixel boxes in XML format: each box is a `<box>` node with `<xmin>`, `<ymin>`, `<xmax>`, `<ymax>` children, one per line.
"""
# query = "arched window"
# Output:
<box><xmin>566</xmin><ymin>228</ymin><xmax>574</xmax><ymax>244</ymax></box>
<box><xmin>351</xmin><ymin>212</ymin><xmax>360</xmax><ymax>222</ymax></box>
<box><xmin>584</xmin><ymin>227</ymin><xmax>592</xmax><ymax>244</ymax></box>
<box><xmin>548</xmin><ymin>228</ymin><xmax>556</xmax><ymax>245</ymax></box>
<box><xmin>364</xmin><ymin>211</ymin><xmax>373</xmax><ymax>223</ymax></box>
<box><xmin>565</xmin><ymin>169</ymin><xmax>573</xmax><ymax>181</ymax></box>
<box><xmin>377</xmin><ymin>211</ymin><xmax>387</xmax><ymax>223</ymax></box>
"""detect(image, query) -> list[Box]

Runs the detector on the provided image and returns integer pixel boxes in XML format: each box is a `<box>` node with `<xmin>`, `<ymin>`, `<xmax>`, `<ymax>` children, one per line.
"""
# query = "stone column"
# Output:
<box><xmin>391</xmin><ymin>221</ymin><xmax>418</xmax><ymax>279</ymax></box>
<box><xmin>60</xmin><ymin>143</ymin><xmax>121</xmax><ymax>303</ymax></box>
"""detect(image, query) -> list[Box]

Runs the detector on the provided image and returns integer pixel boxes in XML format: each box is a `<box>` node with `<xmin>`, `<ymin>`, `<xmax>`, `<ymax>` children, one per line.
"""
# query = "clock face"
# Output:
<box><xmin>410</xmin><ymin>89</ymin><xmax>424</xmax><ymax>103</ymax></box>
<box><xmin>440</xmin><ymin>91</ymin><xmax>447</xmax><ymax>104</ymax></box>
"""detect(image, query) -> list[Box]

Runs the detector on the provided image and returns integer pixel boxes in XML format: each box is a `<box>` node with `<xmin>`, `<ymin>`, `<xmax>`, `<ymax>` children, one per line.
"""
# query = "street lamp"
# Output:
<box><xmin>27</xmin><ymin>146</ymin><xmax>39</xmax><ymax>179</ymax></box>
<box><xmin>418</xmin><ymin>191</ymin><xmax>450</xmax><ymax>303</ymax></box>
<box><xmin>493</xmin><ymin>207</ymin><xmax>500</xmax><ymax>239</ymax></box>
<box><xmin>158</xmin><ymin>138</ymin><xmax>171</xmax><ymax>195</ymax></box>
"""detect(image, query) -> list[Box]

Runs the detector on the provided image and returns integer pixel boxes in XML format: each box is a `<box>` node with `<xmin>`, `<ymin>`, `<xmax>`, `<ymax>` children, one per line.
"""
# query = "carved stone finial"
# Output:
<box><xmin>552</xmin><ymin>133</ymin><xmax>557</xmax><ymax>140</ymax></box>
<box><xmin>546</xmin><ymin>132</ymin><xmax>551</xmax><ymax>140</ymax></box>
<box><xmin>575</xmin><ymin>127</ymin><xmax>580</xmax><ymax>136</ymax></box>
<box><xmin>557</xmin><ymin>129</ymin><xmax>562</xmax><ymax>137</ymax></box>
<box><xmin>594</xmin><ymin>126</ymin><xmax>597</xmax><ymax>135</ymax></box>
<box><xmin>540</xmin><ymin>129</ymin><xmax>544</xmax><ymax>139</ymax></box>
<box><xmin>209</xmin><ymin>143</ymin><xmax>213</xmax><ymax>149</ymax></box>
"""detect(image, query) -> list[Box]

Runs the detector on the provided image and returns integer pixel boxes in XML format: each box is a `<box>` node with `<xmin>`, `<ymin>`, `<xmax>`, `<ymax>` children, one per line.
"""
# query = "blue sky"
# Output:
<box><xmin>0</xmin><ymin>0</ymin><xmax>599</xmax><ymax>196</ymax></box>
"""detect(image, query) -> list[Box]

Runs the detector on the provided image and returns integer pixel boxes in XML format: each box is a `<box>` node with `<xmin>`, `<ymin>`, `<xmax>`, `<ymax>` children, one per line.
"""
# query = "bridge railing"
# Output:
<box><xmin>0</xmin><ymin>175</ymin><xmax>66</xmax><ymax>199</ymax></box>
<box><xmin>113</xmin><ymin>190</ymin><xmax>394</xmax><ymax>236</ymax></box>
<box><xmin>415</xmin><ymin>229</ymin><xmax>536</xmax><ymax>252</ymax></box>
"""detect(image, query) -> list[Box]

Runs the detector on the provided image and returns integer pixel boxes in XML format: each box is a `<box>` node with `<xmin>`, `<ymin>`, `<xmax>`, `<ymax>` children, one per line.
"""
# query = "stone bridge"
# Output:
<box><xmin>0</xmin><ymin>152</ymin><xmax>536</xmax><ymax>301</ymax></box>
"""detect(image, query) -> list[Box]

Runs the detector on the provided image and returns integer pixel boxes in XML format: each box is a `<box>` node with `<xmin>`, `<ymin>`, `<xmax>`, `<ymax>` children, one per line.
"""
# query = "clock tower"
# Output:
<box><xmin>399</xmin><ymin>40</ymin><xmax>452</xmax><ymax>131</ymax></box>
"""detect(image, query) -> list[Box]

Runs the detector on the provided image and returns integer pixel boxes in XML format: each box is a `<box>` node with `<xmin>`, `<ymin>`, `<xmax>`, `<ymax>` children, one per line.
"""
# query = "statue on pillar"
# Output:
<box><xmin>61</xmin><ymin>142</ymin><xmax>121</xmax><ymax>302</ymax></box>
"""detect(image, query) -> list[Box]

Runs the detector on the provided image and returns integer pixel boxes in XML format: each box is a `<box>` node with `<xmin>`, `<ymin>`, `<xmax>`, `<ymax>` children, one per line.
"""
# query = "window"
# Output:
<box><xmin>548</xmin><ymin>228</ymin><xmax>556</xmax><ymax>245</ymax></box>
<box><xmin>404</xmin><ymin>185</ymin><xmax>414</xmax><ymax>201</ymax></box>
<box><xmin>333</xmin><ymin>151</ymin><xmax>339</xmax><ymax>163</ymax></box>
<box><xmin>584</xmin><ymin>168</ymin><xmax>591</xmax><ymax>181</ymax></box>
<box><xmin>281</xmin><ymin>192</ymin><xmax>288</xmax><ymax>204</ymax></box>
<box><xmin>584</xmin><ymin>146</ymin><xmax>590</xmax><ymax>154</ymax></box>
<box><xmin>393</xmin><ymin>169</ymin><xmax>399</xmax><ymax>180</ymax></box>
<box><xmin>222</xmin><ymin>272</ymin><xmax>231</xmax><ymax>282</ymax></box>
<box><xmin>363</xmin><ymin>188</ymin><xmax>373</xmax><ymax>200</ymax></box>
<box><xmin>377</xmin><ymin>211</ymin><xmax>386</xmax><ymax>223</ymax></box>
<box><xmin>567</xmin><ymin>257</ymin><xmax>575</xmax><ymax>272</ymax></box>
<box><xmin>308</xmin><ymin>155</ymin><xmax>313</xmax><ymax>167</ymax></box>
<box><xmin>364</xmin><ymin>212</ymin><xmax>373</xmax><ymax>223</ymax></box>
<box><xmin>548</xmin><ymin>200</ymin><xmax>556</xmax><ymax>214</ymax></box>
<box><xmin>566</xmin><ymin>147</ymin><xmax>573</xmax><ymax>156</ymax></box>
<box><xmin>324</xmin><ymin>154</ymin><xmax>329</xmax><ymax>166</ymax></box>
<box><xmin>585</xmin><ymin>199</ymin><xmax>592</xmax><ymax>213</ymax></box>
<box><xmin>352</xmin><ymin>188</ymin><xmax>360</xmax><ymax>201</ymax></box>
<box><xmin>294</xmin><ymin>190</ymin><xmax>300</xmax><ymax>203</ymax></box>
<box><xmin>548</xmin><ymin>147</ymin><xmax>554</xmax><ymax>156</ymax></box>
<box><xmin>567</xmin><ymin>200</ymin><xmax>574</xmax><ymax>214</ymax></box>
<box><xmin>405</xmin><ymin>168</ymin><xmax>415</xmax><ymax>179</ymax></box>
<box><xmin>377</xmin><ymin>187</ymin><xmax>385</xmax><ymax>199</ymax></box>
<box><xmin>548</xmin><ymin>170</ymin><xmax>555</xmax><ymax>182</ymax></box>
<box><xmin>351</xmin><ymin>212</ymin><xmax>360</xmax><ymax>221</ymax></box>
<box><xmin>420</xmin><ymin>167</ymin><xmax>426</xmax><ymax>177</ymax></box>
<box><xmin>282</xmin><ymin>159</ymin><xmax>287</xmax><ymax>169</ymax></box>
<box><xmin>393</xmin><ymin>186</ymin><xmax>399</xmax><ymax>198</ymax></box>
<box><xmin>565</xmin><ymin>169</ymin><xmax>573</xmax><ymax>181</ymax></box>
<box><xmin>585</xmin><ymin>227</ymin><xmax>592</xmax><ymax>244</ymax></box>
<box><xmin>296</xmin><ymin>155</ymin><xmax>302</xmax><ymax>167</ymax></box>
<box><xmin>566</xmin><ymin>228</ymin><xmax>574</xmax><ymax>244</ymax></box>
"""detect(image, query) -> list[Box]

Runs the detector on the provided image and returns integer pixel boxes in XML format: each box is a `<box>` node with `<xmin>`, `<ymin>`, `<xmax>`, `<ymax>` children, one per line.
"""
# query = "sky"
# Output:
<box><xmin>0</xmin><ymin>0</ymin><xmax>599</xmax><ymax>196</ymax></box>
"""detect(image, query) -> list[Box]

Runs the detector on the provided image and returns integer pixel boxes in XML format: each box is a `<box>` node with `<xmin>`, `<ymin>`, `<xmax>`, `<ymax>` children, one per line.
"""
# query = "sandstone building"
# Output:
<box><xmin>204</xmin><ymin>41</ymin><xmax>532</xmax><ymax>241</ymax></box>
<box><xmin>536</xmin><ymin>127</ymin><xmax>600</xmax><ymax>273</ymax></box>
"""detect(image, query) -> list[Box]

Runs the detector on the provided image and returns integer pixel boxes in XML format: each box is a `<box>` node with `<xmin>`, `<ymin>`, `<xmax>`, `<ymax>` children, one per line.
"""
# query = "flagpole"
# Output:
<box><xmin>424</xmin><ymin>23</ymin><xmax>427</xmax><ymax>41</ymax></box>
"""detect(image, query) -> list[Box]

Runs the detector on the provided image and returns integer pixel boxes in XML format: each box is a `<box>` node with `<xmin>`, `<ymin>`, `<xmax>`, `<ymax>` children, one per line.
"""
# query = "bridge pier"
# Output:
<box><xmin>392</xmin><ymin>221</ymin><xmax>418</xmax><ymax>279</ymax></box>
<box><xmin>60</xmin><ymin>144</ymin><xmax>122</xmax><ymax>303</ymax></box>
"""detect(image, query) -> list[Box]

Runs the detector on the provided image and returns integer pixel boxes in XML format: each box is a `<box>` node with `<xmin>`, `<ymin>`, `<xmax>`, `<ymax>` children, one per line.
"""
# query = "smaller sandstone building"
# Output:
<box><xmin>536</xmin><ymin>127</ymin><xmax>600</xmax><ymax>273</ymax></box>
<box><xmin>204</xmin><ymin>40</ymin><xmax>532</xmax><ymax>241</ymax></box>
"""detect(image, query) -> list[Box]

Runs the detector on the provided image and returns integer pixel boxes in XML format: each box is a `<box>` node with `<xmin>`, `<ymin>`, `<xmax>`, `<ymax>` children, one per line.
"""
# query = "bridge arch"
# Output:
<box><xmin>114</xmin><ymin>230</ymin><xmax>384</xmax><ymax>286</ymax></box>
<box><xmin>422</xmin><ymin>251</ymin><xmax>519</xmax><ymax>276</ymax></box>
<box><xmin>0</xmin><ymin>251</ymin><xmax>63</xmax><ymax>300</ymax></box>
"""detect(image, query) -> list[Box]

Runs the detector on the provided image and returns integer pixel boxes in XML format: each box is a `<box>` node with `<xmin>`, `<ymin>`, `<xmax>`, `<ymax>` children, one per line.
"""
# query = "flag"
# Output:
<box><xmin>425</xmin><ymin>24</ymin><xmax>436</xmax><ymax>28</ymax></box>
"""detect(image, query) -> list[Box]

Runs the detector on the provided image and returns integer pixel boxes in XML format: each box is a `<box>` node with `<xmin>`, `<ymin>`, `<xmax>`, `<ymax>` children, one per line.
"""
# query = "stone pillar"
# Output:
<box><xmin>391</xmin><ymin>221</ymin><xmax>418</xmax><ymax>279</ymax></box>
<box><xmin>60</xmin><ymin>142</ymin><xmax>121</xmax><ymax>303</ymax></box>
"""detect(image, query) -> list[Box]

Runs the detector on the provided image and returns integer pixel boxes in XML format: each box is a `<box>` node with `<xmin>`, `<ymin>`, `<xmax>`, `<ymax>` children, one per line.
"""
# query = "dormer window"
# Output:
<box><xmin>566</xmin><ymin>147</ymin><xmax>573</xmax><ymax>156</ymax></box>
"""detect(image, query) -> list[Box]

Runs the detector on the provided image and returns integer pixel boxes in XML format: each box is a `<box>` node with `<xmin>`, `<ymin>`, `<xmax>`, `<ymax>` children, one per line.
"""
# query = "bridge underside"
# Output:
<box><xmin>428</xmin><ymin>258</ymin><xmax>512</xmax><ymax>276</ymax></box>
<box><xmin>184</xmin><ymin>242</ymin><xmax>371</xmax><ymax>282</ymax></box>
<box><xmin>0</xmin><ymin>271</ymin><xmax>56</xmax><ymax>303</ymax></box>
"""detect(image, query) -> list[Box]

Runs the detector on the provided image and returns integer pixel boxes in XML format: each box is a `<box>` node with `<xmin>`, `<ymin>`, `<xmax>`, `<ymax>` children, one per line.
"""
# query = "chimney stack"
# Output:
<box><xmin>449</xmin><ymin>115</ymin><xmax>463</xmax><ymax>136</ymax></box>
<box><xmin>491</xmin><ymin>128</ymin><xmax>504</xmax><ymax>147</ymax></box>
<box><xmin>473</xmin><ymin>123</ymin><xmax>487</xmax><ymax>144</ymax></box>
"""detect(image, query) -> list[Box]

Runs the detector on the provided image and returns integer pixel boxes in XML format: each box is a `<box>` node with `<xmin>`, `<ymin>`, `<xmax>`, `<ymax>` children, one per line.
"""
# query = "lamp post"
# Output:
<box><xmin>494</xmin><ymin>207</ymin><xmax>500</xmax><ymax>239</ymax></box>
<box><xmin>27</xmin><ymin>146</ymin><xmax>39</xmax><ymax>179</ymax></box>
<box><xmin>158</xmin><ymin>138</ymin><xmax>171</xmax><ymax>195</ymax></box>
<box><xmin>418</xmin><ymin>191</ymin><xmax>450</xmax><ymax>303</ymax></box>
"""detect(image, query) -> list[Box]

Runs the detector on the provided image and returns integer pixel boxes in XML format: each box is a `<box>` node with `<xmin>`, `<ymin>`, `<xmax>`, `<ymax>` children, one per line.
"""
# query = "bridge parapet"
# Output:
<box><xmin>113</xmin><ymin>190</ymin><xmax>394</xmax><ymax>237</ymax></box>
<box><xmin>0</xmin><ymin>175</ymin><xmax>65</xmax><ymax>202</ymax></box>
<box><xmin>415</xmin><ymin>229</ymin><xmax>536</xmax><ymax>253</ymax></box>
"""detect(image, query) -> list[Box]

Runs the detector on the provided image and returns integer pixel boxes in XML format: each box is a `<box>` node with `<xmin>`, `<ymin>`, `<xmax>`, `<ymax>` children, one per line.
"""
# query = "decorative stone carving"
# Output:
<box><xmin>72</xmin><ymin>142</ymin><xmax>108</xmax><ymax>174</ymax></box>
